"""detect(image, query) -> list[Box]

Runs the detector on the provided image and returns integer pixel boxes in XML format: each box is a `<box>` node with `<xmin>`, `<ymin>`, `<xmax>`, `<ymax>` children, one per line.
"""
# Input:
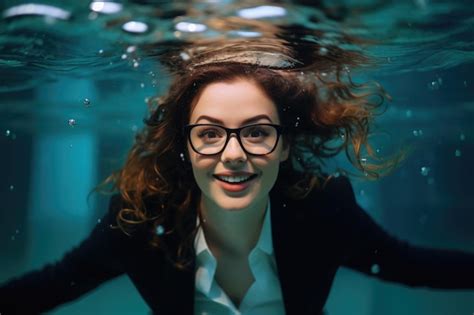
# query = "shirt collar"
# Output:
<box><xmin>194</xmin><ymin>198</ymin><xmax>274</xmax><ymax>257</ymax></box>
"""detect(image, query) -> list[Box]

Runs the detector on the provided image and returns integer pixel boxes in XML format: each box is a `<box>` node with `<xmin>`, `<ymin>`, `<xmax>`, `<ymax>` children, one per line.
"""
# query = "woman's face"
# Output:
<box><xmin>186</xmin><ymin>78</ymin><xmax>289</xmax><ymax>212</ymax></box>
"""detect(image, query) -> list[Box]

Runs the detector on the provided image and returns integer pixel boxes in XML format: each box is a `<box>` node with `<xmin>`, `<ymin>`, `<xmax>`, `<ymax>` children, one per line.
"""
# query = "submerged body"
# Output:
<box><xmin>1</xmin><ymin>52</ymin><xmax>474</xmax><ymax>314</ymax></box>
<box><xmin>1</xmin><ymin>176</ymin><xmax>474</xmax><ymax>315</ymax></box>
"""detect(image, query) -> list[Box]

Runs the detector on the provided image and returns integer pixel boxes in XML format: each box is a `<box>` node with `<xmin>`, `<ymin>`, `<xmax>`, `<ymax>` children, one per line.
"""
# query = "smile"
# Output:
<box><xmin>213</xmin><ymin>174</ymin><xmax>258</xmax><ymax>183</ymax></box>
<box><xmin>212</xmin><ymin>174</ymin><xmax>259</xmax><ymax>192</ymax></box>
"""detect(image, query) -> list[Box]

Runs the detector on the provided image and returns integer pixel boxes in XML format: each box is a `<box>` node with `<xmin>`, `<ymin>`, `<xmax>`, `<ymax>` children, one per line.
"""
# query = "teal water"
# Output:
<box><xmin>0</xmin><ymin>1</ymin><xmax>473</xmax><ymax>314</ymax></box>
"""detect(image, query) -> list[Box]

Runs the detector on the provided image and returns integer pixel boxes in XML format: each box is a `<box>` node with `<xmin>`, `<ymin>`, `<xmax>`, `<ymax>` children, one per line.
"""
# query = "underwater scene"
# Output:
<box><xmin>0</xmin><ymin>0</ymin><xmax>473</xmax><ymax>314</ymax></box>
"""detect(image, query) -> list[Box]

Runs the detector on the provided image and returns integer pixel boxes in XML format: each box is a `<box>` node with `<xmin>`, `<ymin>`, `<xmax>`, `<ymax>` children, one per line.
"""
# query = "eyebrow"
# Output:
<box><xmin>195</xmin><ymin>114</ymin><xmax>273</xmax><ymax>125</ymax></box>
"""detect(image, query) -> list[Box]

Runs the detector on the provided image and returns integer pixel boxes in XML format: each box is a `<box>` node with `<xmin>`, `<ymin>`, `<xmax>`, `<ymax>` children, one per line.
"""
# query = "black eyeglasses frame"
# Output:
<box><xmin>183</xmin><ymin>123</ymin><xmax>285</xmax><ymax>156</ymax></box>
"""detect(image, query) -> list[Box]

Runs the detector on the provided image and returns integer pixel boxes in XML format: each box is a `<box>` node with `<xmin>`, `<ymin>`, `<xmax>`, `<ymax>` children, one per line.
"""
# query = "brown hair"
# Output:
<box><xmin>98</xmin><ymin>45</ymin><xmax>407</xmax><ymax>270</ymax></box>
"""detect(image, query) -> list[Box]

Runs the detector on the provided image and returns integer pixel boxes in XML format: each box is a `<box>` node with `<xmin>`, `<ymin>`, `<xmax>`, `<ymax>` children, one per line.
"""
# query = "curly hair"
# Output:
<box><xmin>97</xmin><ymin>44</ymin><xmax>407</xmax><ymax>271</ymax></box>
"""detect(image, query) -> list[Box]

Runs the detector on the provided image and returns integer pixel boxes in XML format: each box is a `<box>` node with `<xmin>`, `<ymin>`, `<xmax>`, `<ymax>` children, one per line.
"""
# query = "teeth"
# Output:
<box><xmin>217</xmin><ymin>175</ymin><xmax>253</xmax><ymax>183</ymax></box>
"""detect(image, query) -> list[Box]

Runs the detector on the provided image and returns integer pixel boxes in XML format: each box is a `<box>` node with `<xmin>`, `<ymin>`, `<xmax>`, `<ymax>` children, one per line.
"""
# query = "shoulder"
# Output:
<box><xmin>319</xmin><ymin>174</ymin><xmax>356</xmax><ymax>206</ymax></box>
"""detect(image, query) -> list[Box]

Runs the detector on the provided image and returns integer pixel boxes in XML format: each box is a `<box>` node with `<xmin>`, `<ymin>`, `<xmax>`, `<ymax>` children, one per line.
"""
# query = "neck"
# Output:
<box><xmin>198</xmin><ymin>195</ymin><xmax>268</xmax><ymax>258</ymax></box>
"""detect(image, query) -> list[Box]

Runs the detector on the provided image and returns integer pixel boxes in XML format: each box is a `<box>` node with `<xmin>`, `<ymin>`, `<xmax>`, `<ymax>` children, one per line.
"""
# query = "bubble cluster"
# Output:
<box><xmin>412</xmin><ymin>129</ymin><xmax>423</xmax><ymax>137</ymax></box>
<box><xmin>294</xmin><ymin>116</ymin><xmax>300</xmax><ymax>127</ymax></box>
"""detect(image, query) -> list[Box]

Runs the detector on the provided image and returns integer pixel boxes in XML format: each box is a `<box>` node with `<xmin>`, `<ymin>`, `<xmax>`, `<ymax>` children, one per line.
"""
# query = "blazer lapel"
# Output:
<box><xmin>269</xmin><ymin>185</ymin><xmax>333</xmax><ymax>315</ymax></box>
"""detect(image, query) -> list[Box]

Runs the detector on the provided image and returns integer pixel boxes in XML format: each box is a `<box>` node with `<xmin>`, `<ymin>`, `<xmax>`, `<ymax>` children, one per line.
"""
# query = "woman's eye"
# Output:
<box><xmin>246</xmin><ymin>128</ymin><xmax>268</xmax><ymax>137</ymax></box>
<box><xmin>199</xmin><ymin>129</ymin><xmax>222</xmax><ymax>138</ymax></box>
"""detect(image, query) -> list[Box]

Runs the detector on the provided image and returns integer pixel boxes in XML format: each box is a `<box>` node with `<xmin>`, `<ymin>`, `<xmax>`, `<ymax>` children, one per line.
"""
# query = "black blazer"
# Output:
<box><xmin>1</xmin><ymin>176</ymin><xmax>473</xmax><ymax>315</ymax></box>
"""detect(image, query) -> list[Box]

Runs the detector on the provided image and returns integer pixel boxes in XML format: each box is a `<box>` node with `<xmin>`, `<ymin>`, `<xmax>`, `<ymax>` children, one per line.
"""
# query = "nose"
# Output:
<box><xmin>220</xmin><ymin>134</ymin><xmax>247</xmax><ymax>163</ymax></box>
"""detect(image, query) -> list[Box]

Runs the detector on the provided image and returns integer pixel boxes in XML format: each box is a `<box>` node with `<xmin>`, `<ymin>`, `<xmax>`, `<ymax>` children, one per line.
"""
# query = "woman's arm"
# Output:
<box><xmin>337</xmin><ymin>176</ymin><xmax>474</xmax><ymax>289</ymax></box>
<box><xmin>0</xmin><ymin>195</ymin><xmax>126</xmax><ymax>314</ymax></box>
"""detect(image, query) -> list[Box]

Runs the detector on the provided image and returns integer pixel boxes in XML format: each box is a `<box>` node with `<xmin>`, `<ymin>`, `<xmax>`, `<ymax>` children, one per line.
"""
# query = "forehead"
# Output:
<box><xmin>189</xmin><ymin>79</ymin><xmax>280</xmax><ymax>126</ymax></box>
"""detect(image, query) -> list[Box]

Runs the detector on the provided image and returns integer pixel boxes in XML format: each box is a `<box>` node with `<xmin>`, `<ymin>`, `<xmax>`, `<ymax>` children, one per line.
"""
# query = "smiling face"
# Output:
<box><xmin>186</xmin><ymin>78</ymin><xmax>289</xmax><ymax>213</ymax></box>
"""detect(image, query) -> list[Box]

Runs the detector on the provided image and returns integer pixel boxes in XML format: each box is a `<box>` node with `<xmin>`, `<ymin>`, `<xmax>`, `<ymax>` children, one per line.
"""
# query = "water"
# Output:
<box><xmin>0</xmin><ymin>1</ymin><xmax>473</xmax><ymax>315</ymax></box>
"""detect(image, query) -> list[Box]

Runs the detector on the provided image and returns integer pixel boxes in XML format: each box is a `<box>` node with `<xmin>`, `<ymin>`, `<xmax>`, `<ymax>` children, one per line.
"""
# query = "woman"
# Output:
<box><xmin>1</xmin><ymin>43</ymin><xmax>473</xmax><ymax>315</ymax></box>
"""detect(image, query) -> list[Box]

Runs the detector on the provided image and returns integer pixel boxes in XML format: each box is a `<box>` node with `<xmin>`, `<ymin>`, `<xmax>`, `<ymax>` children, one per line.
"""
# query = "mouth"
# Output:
<box><xmin>212</xmin><ymin>173</ymin><xmax>259</xmax><ymax>193</ymax></box>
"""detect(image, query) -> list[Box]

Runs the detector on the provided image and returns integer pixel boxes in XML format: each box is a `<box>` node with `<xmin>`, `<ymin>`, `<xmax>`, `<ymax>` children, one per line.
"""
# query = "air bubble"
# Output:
<box><xmin>97</xmin><ymin>218</ymin><xmax>101</xmax><ymax>224</ymax></box>
<box><xmin>5</xmin><ymin>130</ymin><xmax>11</xmax><ymax>137</ymax></box>
<box><xmin>405</xmin><ymin>110</ymin><xmax>412</xmax><ymax>118</ymax></box>
<box><xmin>413</xmin><ymin>129</ymin><xmax>423</xmax><ymax>136</ymax></box>
<box><xmin>370</xmin><ymin>263</ymin><xmax>380</xmax><ymax>274</ymax></box>
<box><xmin>420</xmin><ymin>166</ymin><xmax>430</xmax><ymax>176</ymax></box>
<box><xmin>122</xmin><ymin>21</ymin><xmax>149</xmax><ymax>33</ymax></box>
<box><xmin>126</xmin><ymin>46</ymin><xmax>136</xmax><ymax>53</ymax></box>
<box><xmin>319</xmin><ymin>47</ymin><xmax>328</xmax><ymax>55</ymax></box>
<box><xmin>140</xmin><ymin>83</ymin><xmax>145</xmax><ymax>88</ymax></box>
<box><xmin>460</xmin><ymin>133</ymin><xmax>465</xmax><ymax>141</ymax></box>
<box><xmin>9</xmin><ymin>185</ymin><xmax>14</xmax><ymax>191</ymax></box>
<box><xmin>98</xmin><ymin>49</ymin><xmax>104</xmax><ymax>54</ymax></box>
<box><xmin>83</xmin><ymin>98</ymin><xmax>91</xmax><ymax>107</ymax></box>
<box><xmin>156</xmin><ymin>225</ymin><xmax>165</xmax><ymax>235</ymax></box>
<box><xmin>428</xmin><ymin>77</ymin><xmax>442</xmax><ymax>90</ymax></box>
<box><xmin>121</xmin><ymin>54</ymin><xmax>127</xmax><ymax>60</ymax></box>
<box><xmin>180</xmin><ymin>52</ymin><xmax>190</xmax><ymax>61</ymax></box>
<box><xmin>133</xmin><ymin>61</ymin><xmax>139</xmax><ymax>68</ymax></box>
<box><xmin>455</xmin><ymin>149</ymin><xmax>461</xmax><ymax>157</ymax></box>
<box><xmin>68</xmin><ymin>119</ymin><xmax>76</xmax><ymax>127</ymax></box>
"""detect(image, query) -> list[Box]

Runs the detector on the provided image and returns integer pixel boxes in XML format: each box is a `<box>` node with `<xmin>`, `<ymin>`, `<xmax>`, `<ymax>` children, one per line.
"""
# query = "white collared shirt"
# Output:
<box><xmin>193</xmin><ymin>198</ymin><xmax>286</xmax><ymax>315</ymax></box>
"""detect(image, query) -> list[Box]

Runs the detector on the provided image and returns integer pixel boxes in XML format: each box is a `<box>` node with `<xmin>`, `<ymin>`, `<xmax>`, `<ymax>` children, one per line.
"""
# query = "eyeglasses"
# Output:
<box><xmin>183</xmin><ymin>123</ymin><xmax>284</xmax><ymax>156</ymax></box>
